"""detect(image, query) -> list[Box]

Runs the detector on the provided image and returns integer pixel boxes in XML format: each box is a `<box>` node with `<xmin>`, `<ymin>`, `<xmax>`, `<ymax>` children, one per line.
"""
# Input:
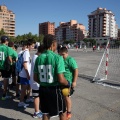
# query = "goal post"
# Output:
<box><xmin>92</xmin><ymin>38</ymin><xmax>120</xmax><ymax>84</ymax></box>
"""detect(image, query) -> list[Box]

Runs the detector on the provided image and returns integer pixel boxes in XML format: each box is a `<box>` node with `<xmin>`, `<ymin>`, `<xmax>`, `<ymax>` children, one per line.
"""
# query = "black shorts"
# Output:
<box><xmin>39</xmin><ymin>86</ymin><xmax>66</xmax><ymax>117</ymax></box>
<box><xmin>0</xmin><ymin>69</ymin><xmax>12</xmax><ymax>78</ymax></box>
<box><xmin>32</xmin><ymin>89</ymin><xmax>39</xmax><ymax>98</ymax></box>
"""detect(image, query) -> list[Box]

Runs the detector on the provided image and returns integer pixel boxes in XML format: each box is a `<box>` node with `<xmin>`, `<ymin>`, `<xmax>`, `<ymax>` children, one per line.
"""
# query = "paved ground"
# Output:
<box><xmin>0</xmin><ymin>48</ymin><xmax>120</xmax><ymax>120</ymax></box>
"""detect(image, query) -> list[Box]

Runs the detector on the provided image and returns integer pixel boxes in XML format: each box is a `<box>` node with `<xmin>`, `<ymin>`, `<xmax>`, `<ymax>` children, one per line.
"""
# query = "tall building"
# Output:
<box><xmin>0</xmin><ymin>5</ymin><xmax>15</xmax><ymax>37</ymax></box>
<box><xmin>88</xmin><ymin>7</ymin><xmax>118</xmax><ymax>39</ymax></box>
<box><xmin>55</xmin><ymin>20</ymin><xmax>86</xmax><ymax>44</ymax></box>
<box><xmin>39</xmin><ymin>21</ymin><xmax>55</xmax><ymax>36</ymax></box>
<box><xmin>118</xmin><ymin>29</ymin><xmax>120</xmax><ymax>40</ymax></box>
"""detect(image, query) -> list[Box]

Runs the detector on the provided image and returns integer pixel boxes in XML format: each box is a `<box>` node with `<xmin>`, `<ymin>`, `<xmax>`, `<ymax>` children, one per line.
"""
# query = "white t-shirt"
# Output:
<box><xmin>19</xmin><ymin>49</ymin><xmax>31</xmax><ymax>78</ymax></box>
<box><xmin>30</xmin><ymin>54</ymin><xmax>40</xmax><ymax>90</ymax></box>
<box><xmin>18</xmin><ymin>50</ymin><xmax>23</xmax><ymax>57</ymax></box>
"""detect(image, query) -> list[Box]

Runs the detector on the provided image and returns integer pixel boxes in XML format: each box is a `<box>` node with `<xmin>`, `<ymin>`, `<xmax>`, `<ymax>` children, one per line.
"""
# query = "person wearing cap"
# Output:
<box><xmin>34</xmin><ymin>34</ymin><xmax>70</xmax><ymax>120</ymax></box>
<box><xmin>0</xmin><ymin>36</ymin><xmax>13</xmax><ymax>100</ymax></box>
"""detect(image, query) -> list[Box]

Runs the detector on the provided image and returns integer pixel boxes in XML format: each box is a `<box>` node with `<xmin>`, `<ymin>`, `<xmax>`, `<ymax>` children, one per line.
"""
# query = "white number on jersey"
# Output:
<box><xmin>0</xmin><ymin>52</ymin><xmax>5</xmax><ymax>61</ymax></box>
<box><xmin>38</xmin><ymin>65</ymin><xmax>53</xmax><ymax>83</ymax></box>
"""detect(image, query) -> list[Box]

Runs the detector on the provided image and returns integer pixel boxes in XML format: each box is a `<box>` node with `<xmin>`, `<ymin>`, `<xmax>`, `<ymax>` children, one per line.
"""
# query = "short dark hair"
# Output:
<box><xmin>1</xmin><ymin>36</ymin><xmax>9</xmax><ymax>43</ymax></box>
<box><xmin>37</xmin><ymin>44</ymin><xmax>44</xmax><ymax>53</ymax></box>
<box><xmin>8</xmin><ymin>41</ymin><xmax>14</xmax><ymax>47</ymax></box>
<box><xmin>28</xmin><ymin>38</ymin><xmax>36</xmax><ymax>44</ymax></box>
<box><xmin>59</xmin><ymin>46</ymin><xmax>68</xmax><ymax>53</ymax></box>
<box><xmin>43</xmin><ymin>34</ymin><xmax>56</xmax><ymax>49</ymax></box>
<box><xmin>14</xmin><ymin>44</ymin><xmax>18</xmax><ymax>50</ymax></box>
<box><xmin>22</xmin><ymin>40</ymin><xmax>34</xmax><ymax>47</ymax></box>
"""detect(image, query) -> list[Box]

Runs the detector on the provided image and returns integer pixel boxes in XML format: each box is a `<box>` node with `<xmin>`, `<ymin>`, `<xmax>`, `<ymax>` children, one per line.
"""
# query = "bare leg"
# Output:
<box><xmin>27</xmin><ymin>85</ymin><xmax>31</xmax><ymax>99</ymax></box>
<box><xmin>59</xmin><ymin>111</ymin><xmax>67</xmax><ymax>120</ymax></box>
<box><xmin>20</xmin><ymin>85</ymin><xmax>27</xmax><ymax>102</ymax></box>
<box><xmin>34</xmin><ymin>97</ymin><xmax>39</xmax><ymax>112</ymax></box>
<box><xmin>43</xmin><ymin>114</ymin><xmax>50</xmax><ymax>120</ymax></box>
<box><xmin>16</xmin><ymin>84</ymin><xmax>20</xmax><ymax>95</ymax></box>
<box><xmin>3</xmin><ymin>78</ymin><xmax>8</xmax><ymax>96</ymax></box>
<box><xmin>65</xmin><ymin>96</ymin><xmax>72</xmax><ymax>113</ymax></box>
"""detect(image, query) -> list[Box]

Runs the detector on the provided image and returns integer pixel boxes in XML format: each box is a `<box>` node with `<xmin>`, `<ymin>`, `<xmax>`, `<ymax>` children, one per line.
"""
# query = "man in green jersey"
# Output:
<box><xmin>0</xmin><ymin>36</ymin><xmax>13</xmax><ymax>100</ymax></box>
<box><xmin>59</xmin><ymin>46</ymin><xmax>78</xmax><ymax>120</ymax></box>
<box><xmin>34</xmin><ymin>34</ymin><xmax>70</xmax><ymax>120</ymax></box>
<box><xmin>8</xmin><ymin>41</ymin><xmax>18</xmax><ymax>87</ymax></box>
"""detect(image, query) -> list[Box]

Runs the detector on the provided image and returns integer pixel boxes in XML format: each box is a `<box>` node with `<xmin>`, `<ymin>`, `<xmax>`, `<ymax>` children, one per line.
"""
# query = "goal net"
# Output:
<box><xmin>93</xmin><ymin>38</ymin><xmax>120</xmax><ymax>84</ymax></box>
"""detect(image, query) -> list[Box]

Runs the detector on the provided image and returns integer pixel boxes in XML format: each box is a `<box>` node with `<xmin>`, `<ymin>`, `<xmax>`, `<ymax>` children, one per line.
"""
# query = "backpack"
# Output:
<box><xmin>15</xmin><ymin>51</ymin><xmax>26</xmax><ymax>72</ymax></box>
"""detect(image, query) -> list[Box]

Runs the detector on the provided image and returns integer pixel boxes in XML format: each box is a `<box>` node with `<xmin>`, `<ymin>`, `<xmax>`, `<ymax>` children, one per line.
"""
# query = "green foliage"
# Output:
<box><xmin>83</xmin><ymin>38</ymin><xmax>96</xmax><ymax>46</ymax></box>
<box><xmin>63</xmin><ymin>39</ymin><xmax>75</xmax><ymax>44</ymax></box>
<box><xmin>15</xmin><ymin>33</ymin><xmax>44</xmax><ymax>43</ymax></box>
<box><xmin>115</xmin><ymin>40</ymin><xmax>120</xmax><ymax>46</ymax></box>
<box><xmin>0</xmin><ymin>28</ymin><xmax>7</xmax><ymax>37</ymax></box>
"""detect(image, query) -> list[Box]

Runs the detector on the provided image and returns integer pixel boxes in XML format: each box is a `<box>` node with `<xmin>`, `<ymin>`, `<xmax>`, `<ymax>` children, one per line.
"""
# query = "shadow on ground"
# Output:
<box><xmin>0</xmin><ymin>84</ymin><xmax>34</xmax><ymax>120</ymax></box>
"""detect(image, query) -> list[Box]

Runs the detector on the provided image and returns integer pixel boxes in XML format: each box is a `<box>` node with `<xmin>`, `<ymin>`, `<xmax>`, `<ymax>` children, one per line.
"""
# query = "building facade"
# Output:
<box><xmin>118</xmin><ymin>29</ymin><xmax>120</xmax><ymax>40</ymax></box>
<box><xmin>55</xmin><ymin>20</ymin><xmax>86</xmax><ymax>44</ymax></box>
<box><xmin>39</xmin><ymin>21</ymin><xmax>55</xmax><ymax>36</ymax></box>
<box><xmin>0</xmin><ymin>5</ymin><xmax>15</xmax><ymax>37</ymax></box>
<box><xmin>88</xmin><ymin>8</ymin><xmax>118</xmax><ymax>40</ymax></box>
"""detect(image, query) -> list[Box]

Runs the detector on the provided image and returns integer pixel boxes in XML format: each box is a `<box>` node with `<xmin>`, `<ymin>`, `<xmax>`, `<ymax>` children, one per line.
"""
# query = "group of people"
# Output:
<box><xmin>0</xmin><ymin>34</ymin><xmax>78</xmax><ymax>120</ymax></box>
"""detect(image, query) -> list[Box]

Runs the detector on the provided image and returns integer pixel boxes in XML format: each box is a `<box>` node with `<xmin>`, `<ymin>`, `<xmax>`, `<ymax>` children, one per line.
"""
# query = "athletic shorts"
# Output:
<box><xmin>39</xmin><ymin>86</ymin><xmax>66</xmax><ymax>117</ymax></box>
<box><xmin>32</xmin><ymin>89</ymin><xmax>39</xmax><ymax>98</ymax></box>
<box><xmin>0</xmin><ymin>69</ymin><xmax>12</xmax><ymax>78</ymax></box>
<box><xmin>20</xmin><ymin>77</ymin><xmax>30</xmax><ymax>85</ymax></box>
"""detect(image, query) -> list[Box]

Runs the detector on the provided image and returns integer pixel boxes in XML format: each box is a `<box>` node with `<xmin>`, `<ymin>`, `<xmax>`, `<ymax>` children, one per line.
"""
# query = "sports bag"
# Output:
<box><xmin>15</xmin><ymin>51</ymin><xmax>26</xmax><ymax>72</ymax></box>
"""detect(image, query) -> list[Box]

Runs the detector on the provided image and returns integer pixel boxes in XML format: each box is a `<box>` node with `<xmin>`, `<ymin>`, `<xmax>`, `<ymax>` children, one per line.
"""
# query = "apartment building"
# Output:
<box><xmin>118</xmin><ymin>29</ymin><xmax>120</xmax><ymax>40</ymax></box>
<box><xmin>88</xmin><ymin>7</ymin><xmax>118</xmax><ymax>40</ymax></box>
<box><xmin>0</xmin><ymin>5</ymin><xmax>15</xmax><ymax>37</ymax></box>
<box><xmin>39</xmin><ymin>21</ymin><xmax>55</xmax><ymax>36</ymax></box>
<box><xmin>55</xmin><ymin>20</ymin><xmax>86</xmax><ymax>44</ymax></box>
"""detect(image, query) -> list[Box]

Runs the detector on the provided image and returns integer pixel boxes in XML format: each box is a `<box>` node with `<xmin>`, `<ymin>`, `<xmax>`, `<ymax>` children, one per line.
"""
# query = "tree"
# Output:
<box><xmin>83</xmin><ymin>38</ymin><xmax>89</xmax><ymax>45</ymax></box>
<box><xmin>89</xmin><ymin>39</ymin><xmax>96</xmax><ymax>46</ymax></box>
<box><xmin>38</xmin><ymin>34</ymin><xmax>44</xmax><ymax>43</ymax></box>
<box><xmin>0</xmin><ymin>28</ymin><xmax>7</xmax><ymax>37</ymax></box>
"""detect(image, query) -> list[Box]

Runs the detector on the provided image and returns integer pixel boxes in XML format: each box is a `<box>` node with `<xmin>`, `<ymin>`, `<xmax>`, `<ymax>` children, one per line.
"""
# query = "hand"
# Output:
<box><xmin>27</xmin><ymin>75</ymin><xmax>30</xmax><ymax>80</ymax></box>
<box><xmin>72</xmin><ymin>82</ymin><xmax>76</xmax><ymax>88</ymax></box>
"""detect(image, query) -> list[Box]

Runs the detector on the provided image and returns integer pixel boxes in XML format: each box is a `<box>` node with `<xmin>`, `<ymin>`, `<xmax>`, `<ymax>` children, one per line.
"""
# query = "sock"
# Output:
<box><xmin>35</xmin><ymin>111</ymin><xmax>40</xmax><ymax>114</ymax></box>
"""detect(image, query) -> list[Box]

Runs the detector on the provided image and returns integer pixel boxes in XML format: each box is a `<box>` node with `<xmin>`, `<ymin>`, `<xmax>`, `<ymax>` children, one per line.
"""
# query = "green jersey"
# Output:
<box><xmin>8</xmin><ymin>47</ymin><xmax>18</xmax><ymax>61</ymax></box>
<box><xmin>34</xmin><ymin>50</ymin><xmax>65</xmax><ymax>86</ymax></box>
<box><xmin>0</xmin><ymin>44</ymin><xmax>11</xmax><ymax>70</ymax></box>
<box><xmin>63</xmin><ymin>56</ymin><xmax>78</xmax><ymax>83</ymax></box>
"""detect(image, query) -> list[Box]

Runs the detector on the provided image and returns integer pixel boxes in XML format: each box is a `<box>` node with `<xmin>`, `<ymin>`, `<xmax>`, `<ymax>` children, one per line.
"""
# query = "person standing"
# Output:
<box><xmin>59</xmin><ymin>47</ymin><xmax>78</xmax><ymax>120</ymax></box>
<box><xmin>30</xmin><ymin>45</ymin><xmax>44</xmax><ymax>118</ymax></box>
<box><xmin>34</xmin><ymin>34</ymin><xmax>70</xmax><ymax>120</ymax></box>
<box><xmin>18</xmin><ymin>40</ymin><xmax>35</xmax><ymax>107</ymax></box>
<box><xmin>0</xmin><ymin>36</ymin><xmax>13</xmax><ymax>100</ymax></box>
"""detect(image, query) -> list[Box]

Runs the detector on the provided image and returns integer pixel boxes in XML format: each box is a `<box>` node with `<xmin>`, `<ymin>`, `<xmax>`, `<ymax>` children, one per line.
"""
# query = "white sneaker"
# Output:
<box><xmin>26</xmin><ymin>98</ymin><xmax>34</xmax><ymax>103</ymax></box>
<box><xmin>18</xmin><ymin>102</ymin><xmax>29</xmax><ymax>108</ymax></box>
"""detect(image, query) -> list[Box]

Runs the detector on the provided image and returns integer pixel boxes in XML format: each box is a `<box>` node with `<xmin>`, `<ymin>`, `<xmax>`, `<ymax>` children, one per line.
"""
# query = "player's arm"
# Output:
<box><xmin>23</xmin><ymin>61</ymin><xmax>30</xmax><ymax>80</ymax></box>
<box><xmin>8</xmin><ymin>56</ymin><xmax>12</xmax><ymax>64</ymax></box>
<box><xmin>34</xmin><ymin>73</ymin><xmax>39</xmax><ymax>83</ymax></box>
<box><xmin>70</xmin><ymin>58</ymin><xmax>78</xmax><ymax>88</ymax></box>
<box><xmin>58</xmin><ymin>73</ymin><xmax>69</xmax><ymax>86</ymax></box>
<box><xmin>72</xmin><ymin>68</ymin><xmax>78</xmax><ymax>87</ymax></box>
<box><xmin>33</xmin><ymin>57</ymin><xmax>40</xmax><ymax>84</ymax></box>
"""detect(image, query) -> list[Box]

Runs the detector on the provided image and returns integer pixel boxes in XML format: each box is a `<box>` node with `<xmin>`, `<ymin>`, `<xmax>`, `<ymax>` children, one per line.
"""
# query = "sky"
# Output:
<box><xmin>1</xmin><ymin>0</ymin><xmax>120</xmax><ymax>36</ymax></box>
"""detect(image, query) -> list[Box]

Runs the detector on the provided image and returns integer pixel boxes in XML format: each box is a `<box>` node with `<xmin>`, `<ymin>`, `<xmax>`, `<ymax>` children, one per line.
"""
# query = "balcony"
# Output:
<box><xmin>103</xmin><ymin>24</ymin><xmax>106</xmax><ymax>26</ymax></box>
